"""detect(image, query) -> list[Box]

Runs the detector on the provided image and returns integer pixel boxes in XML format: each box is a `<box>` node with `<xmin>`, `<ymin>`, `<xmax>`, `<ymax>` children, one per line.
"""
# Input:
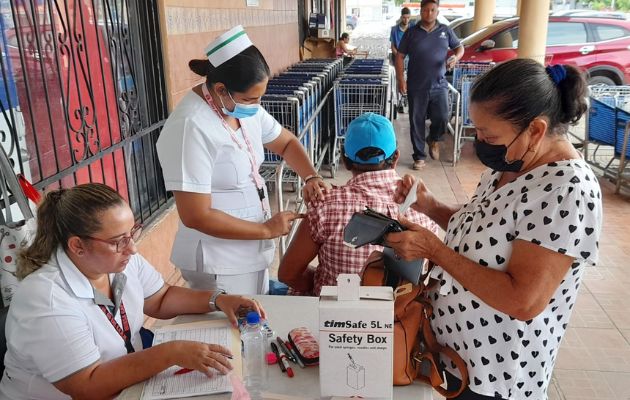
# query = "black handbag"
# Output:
<box><xmin>343</xmin><ymin>208</ymin><xmax>425</xmax><ymax>285</ymax></box>
<box><xmin>343</xmin><ymin>207</ymin><xmax>405</xmax><ymax>248</ymax></box>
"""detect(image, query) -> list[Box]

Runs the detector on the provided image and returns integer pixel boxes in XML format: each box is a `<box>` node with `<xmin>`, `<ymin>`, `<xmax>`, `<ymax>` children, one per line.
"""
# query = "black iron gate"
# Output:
<box><xmin>0</xmin><ymin>0</ymin><xmax>170</xmax><ymax>223</ymax></box>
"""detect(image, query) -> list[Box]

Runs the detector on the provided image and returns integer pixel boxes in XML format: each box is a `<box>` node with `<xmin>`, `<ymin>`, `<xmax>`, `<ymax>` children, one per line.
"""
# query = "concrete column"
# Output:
<box><xmin>517</xmin><ymin>0</ymin><xmax>550</xmax><ymax>64</ymax></box>
<box><xmin>472</xmin><ymin>0</ymin><xmax>496</xmax><ymax>32</ymax></box>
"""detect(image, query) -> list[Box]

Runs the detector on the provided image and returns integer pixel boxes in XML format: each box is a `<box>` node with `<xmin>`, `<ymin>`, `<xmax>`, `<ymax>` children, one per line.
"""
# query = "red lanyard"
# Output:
<box><xmin>201</xmin><ymin>84</ymin><xmax>270</xmax><ymax>219</ymax></box>
<box><xmin>99</xmin><ymin>301</ymin><xmax>135</xmax><ymax>354</ymax></box>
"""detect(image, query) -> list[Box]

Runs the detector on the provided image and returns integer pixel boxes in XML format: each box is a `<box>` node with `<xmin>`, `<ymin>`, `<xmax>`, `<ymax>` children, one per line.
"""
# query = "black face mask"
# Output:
<box><xmin>474</xmin><ymin>133</ymin><xmax>528</xmax><ymax>172</ymax></box>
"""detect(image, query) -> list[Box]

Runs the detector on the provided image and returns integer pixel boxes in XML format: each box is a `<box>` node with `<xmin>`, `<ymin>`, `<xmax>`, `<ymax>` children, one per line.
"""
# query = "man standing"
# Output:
<box><xmin>396</xmin><ymin>0</ymin><xmax>464</xmax><ymax>169</ymax></box>
<box><xmin>390</xmin><ymin>7</ymin><xmax>413</xmax><ymax>64</ymax></box>
<box><xmin>390</xmin><ymin>7</ymin><xmax>413</xmax><ymax>113</ymax></box>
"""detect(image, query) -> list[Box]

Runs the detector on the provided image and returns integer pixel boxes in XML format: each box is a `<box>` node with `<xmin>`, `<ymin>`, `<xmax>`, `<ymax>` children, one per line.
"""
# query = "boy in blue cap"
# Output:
<box><xmin>278</xmin><ymin>113</ymin><xmax>438</xmax><ymax>295</ymax></box>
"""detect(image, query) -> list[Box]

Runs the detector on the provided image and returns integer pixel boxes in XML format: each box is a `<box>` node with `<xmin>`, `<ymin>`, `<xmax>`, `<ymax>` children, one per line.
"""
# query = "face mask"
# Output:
<box><xmin>474</xmin><ymin>132</ymin><xmax>528</xmax><ymax>172</ymax></box>
<box><xmin>220</xmin><ymin>91</ymin><xmax>260</xmax><ymax>119</ymax></box>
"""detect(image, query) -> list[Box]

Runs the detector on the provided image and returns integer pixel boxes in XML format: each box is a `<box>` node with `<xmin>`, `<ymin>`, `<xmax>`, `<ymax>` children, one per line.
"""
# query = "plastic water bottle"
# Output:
<box><xmin>241</xmin><ymin>311</ymin><xmax>267</xmax><ymax>398</ymax></box>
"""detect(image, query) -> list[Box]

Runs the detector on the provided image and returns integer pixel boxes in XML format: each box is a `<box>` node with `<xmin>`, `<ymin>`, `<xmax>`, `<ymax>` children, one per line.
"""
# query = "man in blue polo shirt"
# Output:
<box><xmin>395</xmin><ymin>0</ymin><xmax>464</xmax><ymax>169</ymax></box>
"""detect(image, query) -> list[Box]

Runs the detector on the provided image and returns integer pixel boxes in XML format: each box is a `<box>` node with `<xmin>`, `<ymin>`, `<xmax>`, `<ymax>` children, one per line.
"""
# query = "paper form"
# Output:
<box><xmin>141</xmin><ymin>320</ymin><xmax>240</xmax><ymax>400</ymax></box>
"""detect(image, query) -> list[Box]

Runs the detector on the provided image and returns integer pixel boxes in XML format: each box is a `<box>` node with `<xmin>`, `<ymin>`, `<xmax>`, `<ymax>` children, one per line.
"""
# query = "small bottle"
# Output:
<box><xmin>241</xmin><ymin>311</ymin><xmax>267</xmax><ymax>399</ymax></box>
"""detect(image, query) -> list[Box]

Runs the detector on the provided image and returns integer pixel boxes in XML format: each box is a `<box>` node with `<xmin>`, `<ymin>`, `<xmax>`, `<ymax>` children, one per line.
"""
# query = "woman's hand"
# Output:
<box><xmin>263</xmin><ymin>211</ymin><xmax>305</xmax><ymax>238</ymax></box>
<box><xmin>386</xmin><ymin>217</ymin><xmax>443</xmax><ymax>261</ymax></box>
<box><xmin>394</xmin><ymin>175</ymin><xmax>436</xmax><ymax>215</ymax></box>
<box><xmin>173</xmin><ymin>341</ymin><xmax>234</xmax><ymax>377</ymax></box>
<box><xmin>215</xmin><ymin>295</ymin><xmax>267</xmax><ymax>328</ymax></box>
<box><xmin>302</xmin><ymin>176</ymin><xmax>328</xmax><ymax>203</ymax></box>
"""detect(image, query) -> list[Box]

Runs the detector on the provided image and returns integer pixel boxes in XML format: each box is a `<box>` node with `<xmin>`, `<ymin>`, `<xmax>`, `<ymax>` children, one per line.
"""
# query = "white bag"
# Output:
<box><xmin>0</xmin><ymin>146</ymin><xmax>35</xmax><ymax>308</ymax></box>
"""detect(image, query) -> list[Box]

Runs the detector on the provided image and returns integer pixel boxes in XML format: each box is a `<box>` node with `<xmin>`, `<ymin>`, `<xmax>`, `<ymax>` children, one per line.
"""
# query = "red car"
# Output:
<box><xmin>456</xmin><ymin>16</ymin><xmax>630</xmax><ymax>85</ymax></box>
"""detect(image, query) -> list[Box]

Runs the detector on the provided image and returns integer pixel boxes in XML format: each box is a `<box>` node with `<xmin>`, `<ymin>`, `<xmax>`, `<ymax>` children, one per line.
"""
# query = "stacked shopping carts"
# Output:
<box><xmin>331</xmin><ymin>59</ymin><xmax>390</xmax><ymax>177</ymax></box>
<box><xmin>260</xmin><ymin>59</ymin><xmax>343</xmax><ymax>185</ymax></box>
<box><xmin>584</xmin><ymin>85</ymin><xmax>630</xmax><ymax>193</ymax></box>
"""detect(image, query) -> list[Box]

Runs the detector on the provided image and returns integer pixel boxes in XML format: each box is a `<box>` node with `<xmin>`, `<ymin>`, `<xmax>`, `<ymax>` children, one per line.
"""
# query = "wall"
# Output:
<box><xmin>158</xmin><ymin>0</ymin><xmax>300</xmax><ymax>108</ymax></box>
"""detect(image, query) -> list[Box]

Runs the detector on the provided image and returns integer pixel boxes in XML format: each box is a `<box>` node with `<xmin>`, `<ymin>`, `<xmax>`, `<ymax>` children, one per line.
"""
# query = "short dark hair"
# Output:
<box><xmin>188</xmin><ymin>46</ymin><xmax>271</xmax><ymax>93</ymax></box>
<box><xmin>421</xmin><ymin>0</ymin><xmax>439</xmax><ymax>7</ymax></box>
<box><xmin>401</xmin><ymin>7</ymin><xmax>411</xmax><ymax>15</ymax></box>
<box><xmin>470</xmin><ymin>59</ymin><xmax>588</xmax><ymax>136</ymax></box>
<box><xmin>340</xmin><ymin>32</ymin><xmax>350</xmax><ymax>40</ymax></box>
<box><xmin>342</xmin><ymin>146</ymin><xmax>397</xmax><ymax>172</ymax></box>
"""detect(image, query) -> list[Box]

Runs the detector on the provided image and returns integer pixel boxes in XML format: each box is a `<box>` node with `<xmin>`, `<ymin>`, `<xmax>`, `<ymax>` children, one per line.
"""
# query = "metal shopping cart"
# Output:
<box><xmin>331</xmin><ymin>74</ymin><xmax>389</xmax><ymax>177</ymax></box>
<box><xmin>583</xmin><ymin>85</ymin><xmax>630</xmax><ymax>192</ymax></box>
<box><xmin>451</xmin><ymin>62</ymin><xmax>495</xmax><ymax>163</ymax></box>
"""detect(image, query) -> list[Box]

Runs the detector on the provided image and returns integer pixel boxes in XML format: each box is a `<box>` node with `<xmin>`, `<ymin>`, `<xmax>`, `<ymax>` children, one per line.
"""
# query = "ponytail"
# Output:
<box><xmin>16</xmin><ymin>191</ymin><xmax>64</xmax><ymax>279</ymax></box>
<box><xmin>17</xmin><ymin>183</ymin><xmax>125</xmax><ymax>280</ymax></box>
<box><xmin>189</xmin><ymin>59</ymin><xmax>212</xmax><ymax>77</ymax></box>
<box><xmin>555</xmin><ymin>65</ymin><xmax>588</xmax><ymax>125</ymax></box>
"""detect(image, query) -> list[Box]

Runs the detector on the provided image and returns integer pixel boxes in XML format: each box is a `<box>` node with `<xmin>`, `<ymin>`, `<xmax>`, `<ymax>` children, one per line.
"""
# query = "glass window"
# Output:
<box><xmin>489</xmin><ymin>27</ymin><xmax>519</xmax><ymax>49</ymax></box>
<box><xmin>593</xmin><ymin>24</ymin><xmax>630</xmax><ymax>41</ymax></box>
<box><xmin>547</xmin><ymin>22</ymin><xmax>587</xmax><ymax>46</ymax></box>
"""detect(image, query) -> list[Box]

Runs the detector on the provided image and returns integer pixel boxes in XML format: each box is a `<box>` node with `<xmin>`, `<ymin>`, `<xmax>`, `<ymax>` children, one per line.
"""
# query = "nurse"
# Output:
<box><xmin>0</xmin><ymin>184</ymin><xmax>265</xmax><ymax>399</ymax></box>
<box><xmin>156</xmin><ymin>26</ymin><xmax>327</xmax><ymax>295</ymax></box>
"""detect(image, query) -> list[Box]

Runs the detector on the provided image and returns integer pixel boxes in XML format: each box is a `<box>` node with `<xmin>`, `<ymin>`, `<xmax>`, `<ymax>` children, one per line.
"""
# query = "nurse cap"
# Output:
<box><xmin>205</xmin><ymin>25</ymin><xmax>254</xmax><ymax>67</ymax></box>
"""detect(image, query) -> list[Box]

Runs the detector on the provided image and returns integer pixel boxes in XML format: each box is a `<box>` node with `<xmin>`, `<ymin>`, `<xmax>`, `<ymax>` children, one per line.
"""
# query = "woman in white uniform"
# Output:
<box><xmin>156</xmin><ymin>26</ymin><xmax>327</xmax><ymax>295</ymax></box>
<box><xmin>0</xmin><ymin>183</ymin><xmax>264</xmax><ymax>399</ymax></box>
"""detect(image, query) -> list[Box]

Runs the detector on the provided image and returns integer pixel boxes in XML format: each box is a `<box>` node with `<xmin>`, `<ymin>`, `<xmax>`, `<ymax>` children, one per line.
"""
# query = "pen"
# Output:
<box><xmin>270</xmin><ymin>343</ymin><xmax>285</xmax><ymax>373</ymax></box>
<box><xmin>285</xmin><ymin>340</ymin><xmax>305</xmax><ymax>368</ymax></box>
<box><xmin>276</xmin><ymin>337</ymin><xmax>297</xmax><ymax>363</ymax></box>
<box><xmin>174</xmin><ymin>368</ymin><xmax>193</xmax><ymax>375</ymax></box>
<box><xmin>277</xmin><ymin>350</ymin><xmax>294</xmax><ymax>377</ymax></box>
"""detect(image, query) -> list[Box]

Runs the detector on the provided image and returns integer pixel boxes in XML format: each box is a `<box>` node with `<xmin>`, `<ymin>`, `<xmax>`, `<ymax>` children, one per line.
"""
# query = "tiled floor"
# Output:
<box><xmin>289</xmin><ymin>111</ymin><xmax>630</xmax><ymax>399</ymax></box>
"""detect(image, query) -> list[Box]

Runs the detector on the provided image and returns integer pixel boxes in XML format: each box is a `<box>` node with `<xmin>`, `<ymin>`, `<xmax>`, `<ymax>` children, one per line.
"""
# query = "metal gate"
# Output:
<box><xmin>0</xmin><ymin>0</ymin><xmax>170</xmax><ymax>223</ymax></box>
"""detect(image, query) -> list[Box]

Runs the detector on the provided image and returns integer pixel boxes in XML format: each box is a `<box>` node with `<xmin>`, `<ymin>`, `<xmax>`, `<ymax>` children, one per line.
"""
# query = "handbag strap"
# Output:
<box><xmin>0</xmin><ymin>146</ymin><xmax>34</xmax><ymax>226</ymax></box>
<box><xmin>411</xmin><ymin>273</ymin><xmax>469</xmax><ymax>398</ymax></box>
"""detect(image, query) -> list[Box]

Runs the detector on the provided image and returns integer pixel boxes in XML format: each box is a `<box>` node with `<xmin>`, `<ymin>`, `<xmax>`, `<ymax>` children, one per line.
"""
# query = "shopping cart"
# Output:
<box><xmin>584</xmin><ymin>85</ymin><xmax>630</xmax><ymax>192</ymax></box>
<box><xmin>451</xmin><ymin>62</ymin><xmax>495</xmax><ymax>163</ymax></box>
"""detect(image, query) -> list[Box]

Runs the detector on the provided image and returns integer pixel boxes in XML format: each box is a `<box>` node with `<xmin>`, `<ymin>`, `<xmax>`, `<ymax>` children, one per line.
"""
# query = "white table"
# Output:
<box><xmin>118</xmin><ymin>295</ymin><xmax>433</xmax><ymax>400</ymax></box>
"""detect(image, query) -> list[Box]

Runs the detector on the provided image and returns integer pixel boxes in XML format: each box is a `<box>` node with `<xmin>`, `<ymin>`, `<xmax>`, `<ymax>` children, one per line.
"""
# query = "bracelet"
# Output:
<box><xmin>304</xmin><ymin>174</ymin><xmax>323</xmax><ymax>183</ymax></box>
<box><xmin>209</xmin><ymin>289</ymin><xmax>226</xmax><ymax>312</ymax></box>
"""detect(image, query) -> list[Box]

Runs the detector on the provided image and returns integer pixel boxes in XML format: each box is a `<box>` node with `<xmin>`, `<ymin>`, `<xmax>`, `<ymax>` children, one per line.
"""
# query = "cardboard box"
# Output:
<box><xmin>317</xmin><ymin>29</ymin><xmax>331</xmax><ymax>39</ymax></box>
<box><xmin>319</xmin><ymin>274</ymin><xmax>394</xmax><ymax>400</ymax></box>
<box><xmin>301</xmin><ymin>38</ymin><xmax>335</xmax><ymax>60</ymax></box>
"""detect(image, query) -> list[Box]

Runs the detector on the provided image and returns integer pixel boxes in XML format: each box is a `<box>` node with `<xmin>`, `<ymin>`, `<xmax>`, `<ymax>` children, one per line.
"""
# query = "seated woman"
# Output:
<box><xmin>0</xmin><ymin>183</ymin><xmax>265</xmax><ymax>399</ymax></box>
<box><xmin>336</xmin><ymin>33</ymin><xmax>368</xmax><ymax>60</ymax></box>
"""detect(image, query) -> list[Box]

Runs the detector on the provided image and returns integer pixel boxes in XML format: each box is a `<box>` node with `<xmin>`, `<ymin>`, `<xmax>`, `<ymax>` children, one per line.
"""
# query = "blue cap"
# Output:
<box><xmin>246</xmin><ymin>311</ymin><xmax>260</xmax><ymax>324</ymax></box>
<box><xmin>344</xmin><ymin>113</ymin><xmax>397</xmax><ymax>164</ymax></box>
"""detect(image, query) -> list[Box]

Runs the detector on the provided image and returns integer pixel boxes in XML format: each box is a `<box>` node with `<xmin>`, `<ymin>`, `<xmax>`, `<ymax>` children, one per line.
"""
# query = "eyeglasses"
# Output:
<box><xmin>82</xmin><ymin>224</ymin><xmax>143</xmax><ymax>253</ymax></box>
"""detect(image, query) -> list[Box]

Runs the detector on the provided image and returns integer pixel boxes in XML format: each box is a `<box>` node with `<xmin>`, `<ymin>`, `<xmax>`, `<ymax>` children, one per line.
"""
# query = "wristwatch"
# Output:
<box><xmin>209</xmin><ymin>289</ymin><xmax>226</xmax><ymax>312</ymax></box>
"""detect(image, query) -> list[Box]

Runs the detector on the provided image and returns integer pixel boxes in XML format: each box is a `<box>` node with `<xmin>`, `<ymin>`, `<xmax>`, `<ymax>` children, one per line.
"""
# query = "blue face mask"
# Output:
<box><xmin>220</xmin><ymin>91</ymin><xmax>260</xmax><ymax>119</ymax></box>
